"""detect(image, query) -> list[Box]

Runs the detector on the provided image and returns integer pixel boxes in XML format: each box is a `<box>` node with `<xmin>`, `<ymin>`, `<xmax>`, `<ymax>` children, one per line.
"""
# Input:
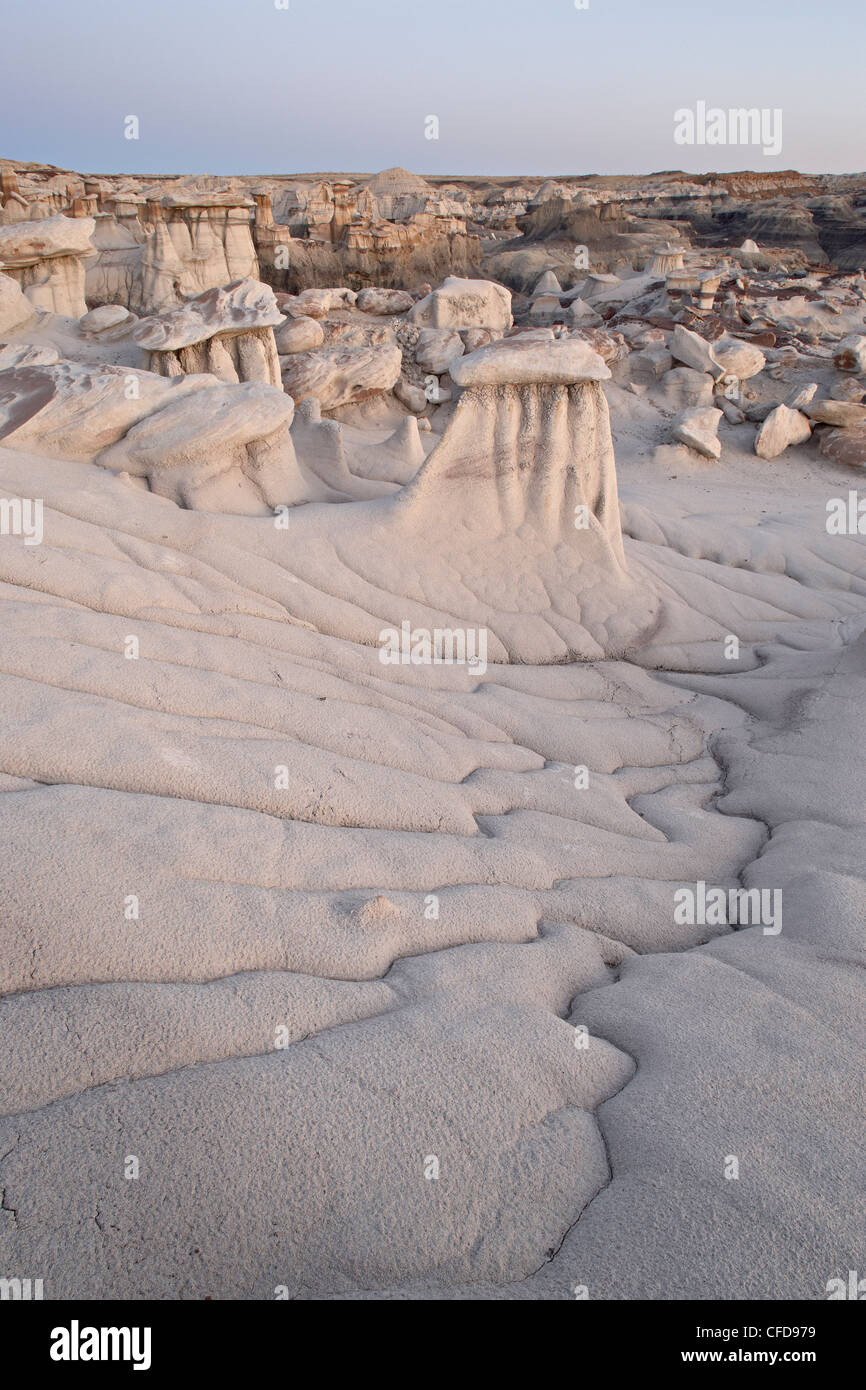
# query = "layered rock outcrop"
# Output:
<box><xmin>133</xmin><ymin>278</ymin><xmax>284</xmax><ymax>387</ymax></box>
<box><xmin>0</xmin><ymin>357</ymin><xmax>301</xmax><ymax>513</ymax></box>
<box><xmin>139</xmin><ymin>192</ymin><xmax>259</xmax><ymax>313</ymax></box>
<box><xmin>0</xmin><ymin>214</ymin><xmax>94</xmax><ymax>317</ymax></box>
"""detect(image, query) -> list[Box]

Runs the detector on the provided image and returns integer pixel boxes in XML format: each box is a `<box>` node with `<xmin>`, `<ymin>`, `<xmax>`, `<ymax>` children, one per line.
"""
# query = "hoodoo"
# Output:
<box><xmin>278</xmin><ymin>332</ymin><xmax>660</xmax><ymax>662</ymax></box>
<box><xmin>2</xmin><ymin>10</ymin><xmax>865</xmax><ymax>1311</ymax></box>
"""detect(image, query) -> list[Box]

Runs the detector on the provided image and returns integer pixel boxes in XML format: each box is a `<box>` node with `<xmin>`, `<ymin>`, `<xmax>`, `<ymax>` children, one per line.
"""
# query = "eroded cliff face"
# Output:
<box><xmin>138</xmin><ymin>193</ymin><xmax>260</xmax><ymax>312</ymax></box>
<box><xmin>0</xmin><ymin>164</ymin><xmax>653</xmax><ymax>311</ymax></box>
<box><xmin>0</xmin><ymin>164</ymin><xmax>484</xmax><ymax>309</ymax></box>
<box><xmin>2</xmin><ymin>158</ymin><xmax>865</xmax><ymax>318</ymax></box>
<box><xmin>252</xmin><ymin>169</ymin><xmax>482</xmax><ymax>293</ymax></box>
<box><xmin>501</xmin><ymin>170</ymin><xmax>866</xmax><ymax>277</ymax></box>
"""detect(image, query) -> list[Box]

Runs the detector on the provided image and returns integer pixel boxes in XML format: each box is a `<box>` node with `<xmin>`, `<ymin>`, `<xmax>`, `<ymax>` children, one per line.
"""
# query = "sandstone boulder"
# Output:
<box><xmin>833</xmin><ymin>335</ymin><xmax>866</xmax><ymax>373</ymax></box>
<box><xmin>280</xmin><ymin>342</ymin><xmax>402</xmax><ymax>410</ymax></box>
<box><xmin>803</xmin><ymin>400</ymin><xmax>866</xmax><ymax>427</ymax></box>
<box><xmin>711</xmin><ymin>337</ymin><xmax>766</xmax><ymax>380</ymax></box>
<box><xmin>408</xmin><ymin>276</ymin><xmax>512</xmax><ymax>335</ymax></box>
<box><xmin>672</xmin><ymin>406</ymin><xmax>723</xmax><ymax>459</ymax></box>
<box><xmin>394</xmin><ymin>377</ymin><xmax>428</xmax><ymax>413</ymax></box>
<box><xmin>655</xmin><ymin>366</ymin><xmax>715</xmax><ymax>411</ymax></box>
<box><xmin>830</xmin><ymin>378</ymin><xmax>866</xmax><ymax>403</ymax></box>
<box><xmin>134</xmin><ymin>278</ymin><xmax>284</xmax><ymax>351</ymax></box>
<box><xmin>459</xmin><ymin>328</ymin><xmax>492</xmax><ymax>352</ymax></box>
<box><xmin>414</xmin><ymin>328</ymin><xmax>464</xmax><ymax>374</ymax></box>
<box><xmin>0</xmin><ymin>214</ymin><xmax>95</xmax><ymax>265</ymax></box>
<box><xmin>79</xmin><ymin>304</ymin><xmax>137</xmax><ymax>340</ymax></box>
<box><xmin>573</xmin><ymin>327</ymin><xmax>629</xmax><ymax>367</ymax></box>
<box><xmin>0</xmin><ymin>360</ymin><xmax>212</xmax><ymax>459</ymax></box>
<box><xmin>629</xmin><ymin>343</ymin><xmax>673</xmax><ymax>384</ymax></box>
<box><xmin>786</xmin><ymin>382</ymin><xmax>818</xmax><ymax>409</ymax></box>
<box><xmin>818</xmin><ymin>423</ymin><xmax>866</xmax><ymax>468</ymax></box>
<box><xmin>294</xmin><ymin>287</ymin><xmax>356</xmax><ymax>318</ymax></box>
<box><xmin>356</xmin><ymin>288</ymin><xmax>414</xmax><ymax>316</ymax></box>
<box><xmin>274</xmin><ymin>315</ymin><xmax>325</xmax><ymax>354</ymax></box>
<box><xmin>718</xmin><ymin>396</ymin><xmax>746</xmax><ymax>425</ymax></box>
<box><xmin>754</xmin><ymin>404</ymin><xmax>812</xmax><ymax>459</ymax></box>
<box><xmin>670</xmin><ymin>324</ymin><xmax>723</xmax><ymax>380</ymax></box>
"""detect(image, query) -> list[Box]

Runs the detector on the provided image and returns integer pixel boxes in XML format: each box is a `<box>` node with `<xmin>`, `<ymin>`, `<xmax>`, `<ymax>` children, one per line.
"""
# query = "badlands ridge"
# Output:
<box><xmin>0</xmin><ymin>161</ymin><xmax>863</xmax><ymax>1300</ymax></box>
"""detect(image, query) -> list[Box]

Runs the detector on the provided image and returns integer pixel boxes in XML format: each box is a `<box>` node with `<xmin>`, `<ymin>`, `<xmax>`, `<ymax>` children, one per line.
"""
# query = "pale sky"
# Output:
<box><xmin>3</xmin><ymin>0</ymin><xmax>863</xmax><ymax>176</ymax></box>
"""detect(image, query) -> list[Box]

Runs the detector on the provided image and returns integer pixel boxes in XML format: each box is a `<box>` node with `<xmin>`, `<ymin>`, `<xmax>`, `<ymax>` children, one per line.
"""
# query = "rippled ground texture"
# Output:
<box><xmin>0</xmin><ymin>442</ymin><xmax>864</xmax><ymax>1299</ymax></box>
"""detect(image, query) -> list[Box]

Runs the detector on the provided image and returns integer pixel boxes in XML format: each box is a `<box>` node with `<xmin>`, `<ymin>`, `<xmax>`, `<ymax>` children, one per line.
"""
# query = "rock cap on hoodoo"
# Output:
<box><xmin>450</xmin><ymin>335</ymin><xmax>610</xmax><ymax>387</ymax></box>
<box><xmin>133</xmin><ymin>278</ymin><xmax>284</xmax><ymax>351</ymax></box>
<box><xmin>0</xmin><ymin>214</ymin><xmax>95</xmax><ymax>267</ymax></box>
